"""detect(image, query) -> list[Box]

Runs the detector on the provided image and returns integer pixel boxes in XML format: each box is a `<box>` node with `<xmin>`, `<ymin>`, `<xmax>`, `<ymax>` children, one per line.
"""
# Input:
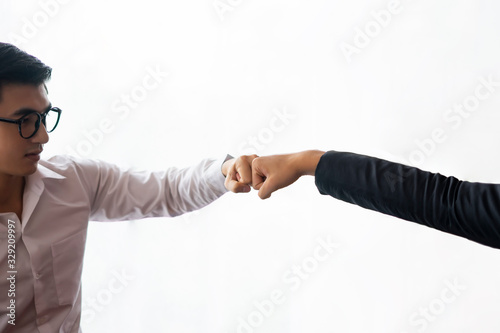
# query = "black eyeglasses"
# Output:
<box><xmin>0</xmin><ymin>107</ymin><xmax>62</xmax><ymax>139</ymax></box>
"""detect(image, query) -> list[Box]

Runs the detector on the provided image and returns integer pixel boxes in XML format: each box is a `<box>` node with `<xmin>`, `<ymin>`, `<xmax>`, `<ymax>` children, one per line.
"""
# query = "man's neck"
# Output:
<box><xmin>0</xmin><ymin>174</ymin><xmax>25</xmax><ymax>208</ymax></box>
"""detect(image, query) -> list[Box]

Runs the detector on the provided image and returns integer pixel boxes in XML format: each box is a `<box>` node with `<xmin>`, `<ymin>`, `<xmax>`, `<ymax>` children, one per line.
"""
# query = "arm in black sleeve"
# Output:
<box><xmin>314</xmin><ymin>150</ymin><xmax>500</xmax><ymax>249</ymax></box>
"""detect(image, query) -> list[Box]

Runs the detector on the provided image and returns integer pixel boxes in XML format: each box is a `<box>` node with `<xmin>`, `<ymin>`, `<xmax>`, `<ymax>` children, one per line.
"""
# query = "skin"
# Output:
<box><xmin>0</xmin><ymin>84</ymin><xmax>50</xmax><ymax>220</ymax></box>
<box><xmin>251</xmin><ymin>150</ymin><xmax>326</xmax><ymax>199</ymax></box>
<box><xmin>222</xmin><ymin>154</ymin><xmax>258</xmax><ymax>193</ymax></box>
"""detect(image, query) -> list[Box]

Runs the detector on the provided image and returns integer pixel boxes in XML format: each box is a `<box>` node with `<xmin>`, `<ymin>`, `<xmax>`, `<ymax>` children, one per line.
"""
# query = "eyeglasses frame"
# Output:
<box><xmin>0</xmin><ymin>107</ymin><xmax>62</xmax><ymax>139</ymax></box>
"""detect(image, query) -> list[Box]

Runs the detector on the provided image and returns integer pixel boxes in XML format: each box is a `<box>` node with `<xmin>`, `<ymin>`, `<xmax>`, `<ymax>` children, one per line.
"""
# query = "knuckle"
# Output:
<box><xmin>243</xmin><ymin>154</ymin><xmax>258</xmax><ymax>161</ymax></box>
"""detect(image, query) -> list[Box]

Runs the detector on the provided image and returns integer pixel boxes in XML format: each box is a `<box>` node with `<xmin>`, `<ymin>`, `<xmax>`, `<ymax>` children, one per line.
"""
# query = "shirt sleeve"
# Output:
<box><xmin>73</xmin><ymin>156</ymin><xmax>229</xmax><ymax>221</ymax></box>
<box><xmin>314</xmin><ymin>150</ymin><xmax>500</xmax><ymax>249</ymax></box>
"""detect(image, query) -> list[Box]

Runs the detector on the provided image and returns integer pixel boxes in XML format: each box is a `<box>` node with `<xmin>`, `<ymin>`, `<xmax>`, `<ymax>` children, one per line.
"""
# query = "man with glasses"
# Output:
<box><xmin>0</xmin><ymin>43</ymin><xmax>255</xmax><ymax>332</ymax></box>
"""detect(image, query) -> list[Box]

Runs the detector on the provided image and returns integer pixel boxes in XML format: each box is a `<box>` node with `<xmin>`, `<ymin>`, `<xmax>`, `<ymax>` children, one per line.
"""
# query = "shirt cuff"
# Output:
<box><xmin>205</xmin><ymin>155</ymin><xmax>231</xmax><ymax>195</ymax></box>
<box><xmin>314</xmin><ymin>150</ymin><xmax>336</xmax><ymax>196</ymax></box>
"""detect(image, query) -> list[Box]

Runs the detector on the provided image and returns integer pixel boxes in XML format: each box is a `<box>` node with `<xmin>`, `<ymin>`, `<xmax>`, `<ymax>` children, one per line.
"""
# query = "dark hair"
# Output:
<box><xmin>0</xmin><ymin>42</ymin><xmax>52</xmax><ymax>100</ymax></box>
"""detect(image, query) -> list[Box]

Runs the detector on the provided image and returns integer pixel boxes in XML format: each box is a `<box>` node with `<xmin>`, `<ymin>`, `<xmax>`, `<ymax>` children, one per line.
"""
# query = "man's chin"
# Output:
<box><xmin>19</xmin><ymin>159</ymin><xmax>39</xmax><ymax>176</ymax></box>
<box><xmin>25</xmin><ymin>166</ymin><xmax>38</xmax><ymax>175</ymax></box>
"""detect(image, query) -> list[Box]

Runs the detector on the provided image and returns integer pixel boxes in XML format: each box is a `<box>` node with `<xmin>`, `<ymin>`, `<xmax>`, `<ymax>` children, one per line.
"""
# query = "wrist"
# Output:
<box><xmin>221</xmin><ymin>154</ymin><xmax>234</xmax><ymax>177</ymax></box>
<box><xmin>293</xmin><ymin>150</ymin><xmax>325</xmax><ymax>176</ymax></box>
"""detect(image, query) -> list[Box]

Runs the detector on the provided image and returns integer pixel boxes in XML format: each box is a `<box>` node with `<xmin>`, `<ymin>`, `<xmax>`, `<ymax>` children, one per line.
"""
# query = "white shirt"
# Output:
<box><xmin>0</xmin><ymin>154</ymin><xmax>229</xmax><ymax>333</ymax></box>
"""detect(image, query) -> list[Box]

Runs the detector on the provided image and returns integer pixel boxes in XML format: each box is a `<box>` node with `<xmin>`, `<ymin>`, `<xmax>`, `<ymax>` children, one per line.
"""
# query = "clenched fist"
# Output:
<box><xmin>251</xmin><ymin>150</ymin><xmax>325</xmax><ymax>199</ymax></box>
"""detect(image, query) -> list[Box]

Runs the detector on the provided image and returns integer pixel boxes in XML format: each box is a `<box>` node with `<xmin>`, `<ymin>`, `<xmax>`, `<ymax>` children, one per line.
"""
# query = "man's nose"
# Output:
<box><xmin>31</xmin><ymin>122</ymin><xmax>50</xmax><ymax>144</ymax></box>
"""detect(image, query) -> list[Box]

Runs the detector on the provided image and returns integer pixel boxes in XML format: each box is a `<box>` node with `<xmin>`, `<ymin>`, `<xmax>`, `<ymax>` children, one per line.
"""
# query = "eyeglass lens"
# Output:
<box><xmin>20</xmin><ymin>110</ymin><xmax>59</xmax><ymax>138</ymax></box>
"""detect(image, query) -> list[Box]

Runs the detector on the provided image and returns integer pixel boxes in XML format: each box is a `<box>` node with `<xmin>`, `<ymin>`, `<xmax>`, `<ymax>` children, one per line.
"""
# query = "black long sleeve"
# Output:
<box><xmin>314</xmin><ymin>151</ymin><xmax>500</xmax><ymax>249</ymax></box>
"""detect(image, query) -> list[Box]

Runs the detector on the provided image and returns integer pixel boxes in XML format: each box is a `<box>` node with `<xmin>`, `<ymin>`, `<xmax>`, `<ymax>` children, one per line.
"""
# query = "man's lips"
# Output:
<box><xmin>25</xmin><ymin>150</ymin><xmax>43</xmax><ymax>156</ymax></box>
<box><xmin>25</xmin><ymin>150</ymin><xmax>42</xmax><ymax>161</ymax></box>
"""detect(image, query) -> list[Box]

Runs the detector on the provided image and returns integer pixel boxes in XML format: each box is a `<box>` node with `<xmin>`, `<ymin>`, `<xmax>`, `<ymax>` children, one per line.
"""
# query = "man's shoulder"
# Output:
<box><xmin>38</xmin><ymin>154</ymin><xmax>127</xmax><ymax>180</ymax></box>
<box><xmin>38</xmin><ymin>154</ymin><xmax>103</xmax><ymax>178</ymax></box>
<box><xmin>40</xmin><ymin>154</ymin><xmax>87</xmax><ymax>169</ymax></box>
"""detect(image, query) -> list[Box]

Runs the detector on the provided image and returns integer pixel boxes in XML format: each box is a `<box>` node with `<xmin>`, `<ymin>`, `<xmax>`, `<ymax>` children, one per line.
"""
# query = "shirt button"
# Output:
<box><xmin>37</xmin><ymin>315</ymin><xmax>48</xmax><ymax>325</ymax></box>
<box><xmin>35</xmin><ymin>273</ymin><xmax>41</xmax><ymax>279</ymax></box>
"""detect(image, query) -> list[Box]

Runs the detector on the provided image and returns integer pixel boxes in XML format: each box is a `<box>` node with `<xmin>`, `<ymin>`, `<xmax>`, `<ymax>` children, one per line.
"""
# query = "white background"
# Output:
<box><xmin>1</xmin><ymin>0</ymin><xmax>500</xmax><ymax>332</ymax></box>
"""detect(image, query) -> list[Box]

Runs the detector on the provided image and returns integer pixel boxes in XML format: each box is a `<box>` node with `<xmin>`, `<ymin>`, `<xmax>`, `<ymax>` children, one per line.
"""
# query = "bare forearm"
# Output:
<box><xmin>293</xmin><ymin>150</ymin><xmax>326</xmax><ymax>176</ymax></box>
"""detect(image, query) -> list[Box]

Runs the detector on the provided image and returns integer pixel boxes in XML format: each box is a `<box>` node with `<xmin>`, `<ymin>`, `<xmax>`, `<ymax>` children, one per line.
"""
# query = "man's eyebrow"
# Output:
<box><xmin>11</xmin><ymin>104</ymin><xmax>52</xmax><ymax>117</ymax></box>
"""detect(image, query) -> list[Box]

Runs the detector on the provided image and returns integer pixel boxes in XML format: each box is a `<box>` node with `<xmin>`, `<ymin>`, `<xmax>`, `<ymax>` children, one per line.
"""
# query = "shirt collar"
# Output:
<box><xmin>36</xmin><ymin>162</ymin><xmax>66</xmax><ymax>181</ymax></box>
<box><xmin>24</xmin><ymin>161</ymin><xmax>66</xmax><ymax>203</ymax></box>
<box><xmin>21</xmin><ymin>161</ymin><xmax>66</xmax><ymax>229</ymax></box>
